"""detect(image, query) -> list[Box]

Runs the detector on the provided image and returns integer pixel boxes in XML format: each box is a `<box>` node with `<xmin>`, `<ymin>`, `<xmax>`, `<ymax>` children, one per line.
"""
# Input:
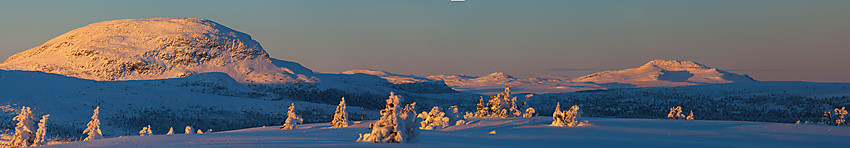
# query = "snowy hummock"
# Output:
<box><xmin>43</xmin><ymin>117</ymin><xmax>850</xmax><ymax>148</ymax></box>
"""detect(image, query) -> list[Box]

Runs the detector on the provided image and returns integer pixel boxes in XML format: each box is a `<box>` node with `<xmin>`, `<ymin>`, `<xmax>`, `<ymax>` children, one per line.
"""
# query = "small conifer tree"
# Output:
<box><xmin>10</xmin><ymin>106</ymin><xmax>35</xmax><ymax>147</ymax></box>
<box><xmin>330</xmin><ymin>97</ymin><xmax>350</xmax><ymax>128</ymax></box>
<box><xmin>280</xmin><ymin>103</ymin><xmax>303</xmax><ymax>130</ymax></box>
<box><xmin>166</xmin><ymin>127</ymin><xmax>174</xmax><ymax>135</ymax></box>
<box><xmin>83</xmin><ymin>106</ymin><xmax>103</xmax><ymax>141</ymax></box>
<box><xmin>185</xmin><ymin>126</ymin><xmax>194</xmax><ymax>134</ymax></box>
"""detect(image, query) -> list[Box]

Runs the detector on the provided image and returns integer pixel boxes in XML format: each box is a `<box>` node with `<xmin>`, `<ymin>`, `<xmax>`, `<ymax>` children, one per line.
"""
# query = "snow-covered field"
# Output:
<box><xmin>44</xmin><ymin>117</ymin><xmax>850</xmax><ymax>148</ymax></box>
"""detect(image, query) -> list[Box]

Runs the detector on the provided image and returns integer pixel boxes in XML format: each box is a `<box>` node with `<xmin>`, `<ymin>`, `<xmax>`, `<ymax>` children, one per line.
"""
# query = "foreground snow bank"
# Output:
<box><xmin>45</xmin><ymin>117</ymin><xmax>850</xmax><ymax>148</ymax></box>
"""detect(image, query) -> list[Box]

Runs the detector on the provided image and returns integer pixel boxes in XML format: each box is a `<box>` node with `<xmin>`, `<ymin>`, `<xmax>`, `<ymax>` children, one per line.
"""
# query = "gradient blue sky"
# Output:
<box><xmin>1</xmin><ymin>0</ymin><xmax>849</xmax><ymax>82</ymax></box>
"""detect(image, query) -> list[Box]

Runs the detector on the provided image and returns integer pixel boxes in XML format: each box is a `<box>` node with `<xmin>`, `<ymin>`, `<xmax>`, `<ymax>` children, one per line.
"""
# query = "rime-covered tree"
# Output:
<box><xmin>185</xmin><ymin>126</ymin><xmax>194</xmax><ymax>134</ymax></box>
<box><xmin>551</xmin><ymin>103</ymin><xmax>581</xmax><ymax>127</ymax></box>
<box><xmin>166</xmin><ymin>127</ymin><xmax>174</xmax><ymax>135</ymax></box>
<box><xmin>686</xmin><ymin>110</ymin><xmax>694</xmax><ymax>120</ymax></box>
<box><xmin>474</xmin><ymin>97</ymin><xmax>490</xmax><ymax>117</ymax></box>
<box><xmin>357</xmin><ymin>92</ymin><xmax>418</xmax><ymax>143</ymax></box>
<box><xmin>83</xmin><ymin>106</ymin><xmax>103</xmax><ymax>141</ymax></box>
<box><xmin>280</xmin><ymin>103</ymin><xmax>303</xmax><ymax>130</ymax></box>
<box><xmin>667</xmin><ymin>106</ymin><xmax>685</xmax><ymax>120</ymax></box>
<box><xmin>523</xmin><ymin>108</ymin><xmax>536</xmax><ymax>118</ymax></box>
<box><xmin>330</xmin><ymin>97</ymin><xmax>350</xmax><ymax>128</ymax></box>
<box><xmin>400</xmin><ymin>102</ymin><xmax>420</xmax><ymax>142</ymax></box>
<box><xmin>835</xmin><ymin>107</ymin><xmax>847</xmax><ymax>126</ymax></box>
<box><xmin>139</xmin><ymin>125</ymin><xmax>152</xmax><ymax>136</ymax></box>
<box><xmin>10</xmin><ymin>106</ymin><xmax>35</xmax><ymax>147</ymax></box>
<box><xmin>417</xmin><ymin>106</ymin><xmax>449</xmax><ymax>130</ymax></box>
<box><xmin>31</xmin><ymin>114</ymin><xmax>49</xmax><ymax>147</ymax></box>
<box><xmin>445</xmin><ymin>106</ymin><xmax>465</xmax><ymax>126</ymax></box>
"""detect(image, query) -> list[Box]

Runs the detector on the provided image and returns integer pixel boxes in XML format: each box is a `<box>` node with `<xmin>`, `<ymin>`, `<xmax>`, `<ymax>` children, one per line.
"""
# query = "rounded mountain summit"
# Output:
<box><xmin>0</xmin><ymin>17</ymin><xmax>316</xmax><ymax>83</ymax></box>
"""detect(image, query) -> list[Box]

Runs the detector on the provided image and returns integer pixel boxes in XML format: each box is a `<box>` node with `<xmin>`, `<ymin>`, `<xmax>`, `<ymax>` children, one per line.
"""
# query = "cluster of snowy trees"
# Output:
<box><xmin>7</xmin><ymin>105</ymin><xmax>219</xmax><ymax>147</ymax></box>
<box><xmin>6</xmin><ymin>106</ymin><xmax>50</xmax><ymax>147</ymax></box>
<box><xmin>667</xmin><ymin>106</ymin><xmax>694</xmax><ymax>120</ymax></box>
<box><xmin>353</xmin><ymin>88</ymin><xmax>546</xmax><ymax>143</ymax></box>
<box><xmin>472</xmin><ymin>87</ymin><xmax>534</xmax><ymax>118</ymax></box>
<box><xmin>822</xmin><ymin>107</ymin><xmax>848</xmax><ymax>126</ymax></box>
<box><xmin>416</xmin><ymin>105</ymin><xmax>466</xmax><ymax>130</ymax></box>
<box><xmin>551</xmin><ymin>102</ymin><xmax>581</xmax><ymax>127</ymax></box>
<box><xmin>528</xmin><ymin>89</ymin><xmax>850</xmax><ymax>124</ymax></box>
<box><xmin>417</xmin><ymin>106</ymin><xmax>450</xmax><ymax>130</ymax></box>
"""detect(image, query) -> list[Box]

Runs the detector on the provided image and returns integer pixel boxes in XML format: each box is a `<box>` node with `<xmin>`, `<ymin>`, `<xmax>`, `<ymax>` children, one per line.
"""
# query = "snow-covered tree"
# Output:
<box><xmin>400</xmin><ymin>102</ymin><xmax>420</xmax><ymax>142</ymax></box>
<box><xmin>166</xmin><ymin>127</ymin><xmax>174</xmax><ymax>135</ymax></box>
<box><xmin>835</xmin><ymin>107</ymin><xmax>847</xmax><ymax>126</ymax></box>
<box><xmin>464</xmin><ymin>112</ymin><xmax>475</xmax><ymax>119</ymax></box>
<box><xmin>357</xmin><ymin>92</ymin><xmax>418</xmax><ymax>143</ymax></box>
<box><xmin>445</xmin><ymin>106</ymin><xmax>465</xmax><ymax>126</ymax></box>
<box><xmin>822</xmin><ymin>111</ymin><xmax>833</xmax><ymax>125</ymax></box>
<box><xmin>10</xmin><ymin>106</ymin><xmax>35</xmax><ymax>147</ymax></box>
<box><xmin>474</xmin><ymin>97</ymin><xmax>490</xmax><ymax>117</ymax></box>
<box><xmin>139</xmin><ymin>125</ymin><xmax>152</xmax><ymax>136</ymax></box>
<box><xmin>330</xmin><ymin>97</ymin><xmax>350</xmax><ymax>128</ymax></box>
<box><xmin>455</xmin><ymin>120</ymin><xmax>467</xmax><ymax>126</ymax></box>
<box><xmin>280</xmin><ymin>103</ymin><xmax>303</xmax><ymax>130</ymax></box>
<box><xmin>686</xmin><ymin>110</ymin><xmax>694</xmax><ymax>120</ymax></box>
<box><xmin>83</xmin><ymin>106</ymin><xmax>103</xmax><ymax>141</ymax></box>
<box><xmin>31</xmin><ymin>114</ymin><xmax>49</xmax><ymax>147</ymax></box>
<box><xmin>551</xmin><ymin>103</ymin><xmax>581</xmax><ymax>127</ymax></box>
<box><xmin>185</xmin><ymin>126</ymin><xmax>194</xmax><ymax>134</ymax></box>
<box><xmin>523</xmin><ymin>108</ymin><xmax>536</xmax><ymax>118</ymax></box>
<box><xmin>667</xmin><ymin>106</ymin><xmax>685</xmax><ymax>119</ymax></box>
<box><xmin>417</xmin><ymin>106</ymin><xmax>450</xmax><ymax>130</ymax></box>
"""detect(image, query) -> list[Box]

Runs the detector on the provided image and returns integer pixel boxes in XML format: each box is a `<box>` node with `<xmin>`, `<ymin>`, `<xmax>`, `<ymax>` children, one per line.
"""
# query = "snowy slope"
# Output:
<box><xmin>44</xmin><ymin>117</ymin><xmax>850</xmax><ymax>147</ymax></box>
<box><xmin>0</xmin><ymin>17</ymin><xmax>315</xmax><ymax>83</ymax></box>
<box><xmin>0</xmin><ymin>69</ymin><xmax>371</xmax><ymax>139</ymax></box>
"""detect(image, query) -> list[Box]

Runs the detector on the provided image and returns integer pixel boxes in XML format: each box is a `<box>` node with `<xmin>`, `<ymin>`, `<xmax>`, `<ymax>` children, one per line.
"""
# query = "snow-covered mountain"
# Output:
<box><xmin>0</xmin><ymin>18</ymin><xmax>315</xmax><ymax>83</ymax></box>
<box><xmin>412</xmin><ymin>60</ymin><xmax>756</xmax><ymax>94</ymax></box>
<box><xmin>574</xmin><ymin>60</ymin><xmax>755</xmax><ymax>88</ymax></box>
<box><xmin>427</xmin><ymin>72</ymin><xmax>603</xmax><ymax>94</ymax></box>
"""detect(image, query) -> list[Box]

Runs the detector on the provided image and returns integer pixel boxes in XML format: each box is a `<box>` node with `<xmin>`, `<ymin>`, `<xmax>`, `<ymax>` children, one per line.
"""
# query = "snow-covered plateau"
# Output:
<box><xmin>0</xmin><ymin>17</ymin><xmax>848</xmax><ymax>147</ymax></box>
